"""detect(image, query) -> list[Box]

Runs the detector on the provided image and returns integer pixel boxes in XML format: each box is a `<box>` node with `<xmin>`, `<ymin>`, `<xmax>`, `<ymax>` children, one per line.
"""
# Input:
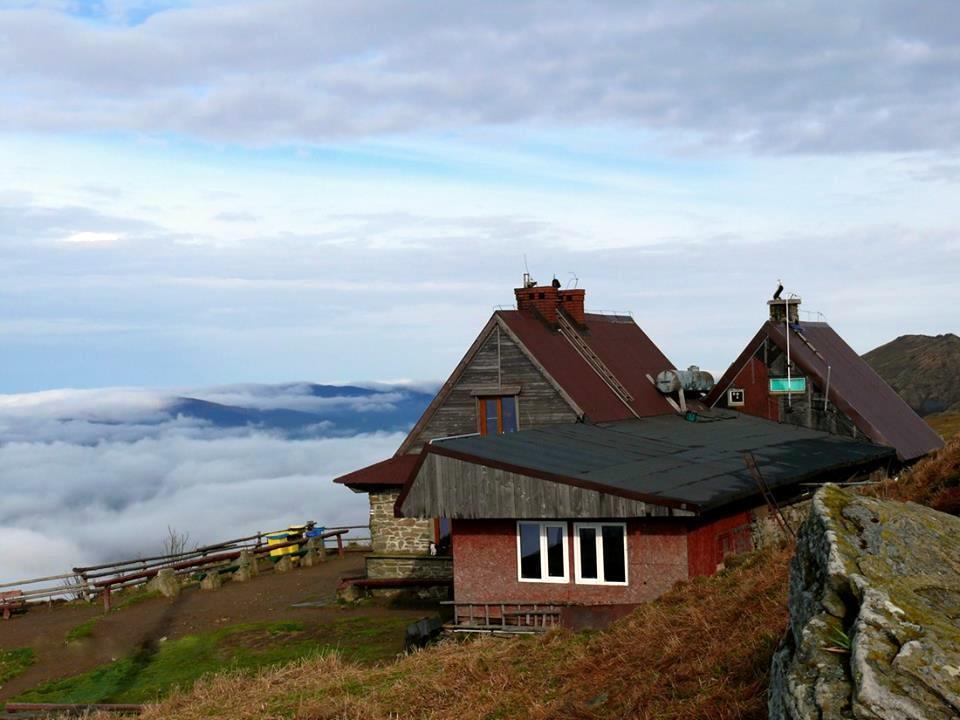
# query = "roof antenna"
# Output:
<box><xmin>567</xmin><ymin>272</ymin><xmax>579</xmax><ymax>289</ymax></box>
<box><xmin>522</xmin><ymin>254</ymin><xmax>536</xmax><ymax>288</ymax></box>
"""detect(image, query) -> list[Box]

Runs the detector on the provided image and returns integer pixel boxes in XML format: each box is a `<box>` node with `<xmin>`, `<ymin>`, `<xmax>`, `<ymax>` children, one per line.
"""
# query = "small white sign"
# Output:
<box><xmin>727</xmin><ymin>388</ymin><xmax>745</xmax><ymax>407</ymax></box>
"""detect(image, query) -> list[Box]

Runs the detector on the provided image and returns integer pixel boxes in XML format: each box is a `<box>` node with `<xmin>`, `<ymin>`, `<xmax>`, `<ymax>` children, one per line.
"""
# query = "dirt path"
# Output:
<box><xmin>0</xmin><ymin>554</ymin><xmax>431</xmax><ymax>701</ymax></box>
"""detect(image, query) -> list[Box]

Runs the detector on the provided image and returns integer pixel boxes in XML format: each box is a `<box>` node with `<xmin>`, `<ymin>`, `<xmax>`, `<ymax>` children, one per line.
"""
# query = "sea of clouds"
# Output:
<box><xmin>0</xmin><ymin>383</ymin><xmax>429</xmax><ymax>583</ymax></box>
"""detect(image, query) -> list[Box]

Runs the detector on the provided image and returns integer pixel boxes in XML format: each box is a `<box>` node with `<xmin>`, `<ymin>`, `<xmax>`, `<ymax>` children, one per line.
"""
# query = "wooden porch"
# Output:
<box><xmin>441</xmin><ymin>600</ymin><xmax>568</xmax><ymax>634</ymax></box>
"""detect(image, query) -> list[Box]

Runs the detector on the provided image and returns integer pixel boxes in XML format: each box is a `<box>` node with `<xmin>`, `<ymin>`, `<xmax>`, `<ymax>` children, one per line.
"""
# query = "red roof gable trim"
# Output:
<box><xmin>705</xmin><ymin>326</ymin><xmax>769</xmax><ymax>407</ymax></box>
<box><xmin>707</xmin><ymin>321</ymin><xmax>943</xmax><ymax>462</ymax></box>
<box><xmin>332</xmin><ymin>454</ymin><xmax>420</xmax><ymax>489</ymax></box>
<box><xmin>396</xmin><ymin>316</ymin><xmax>504</xmax><ymax>456</ymax></box>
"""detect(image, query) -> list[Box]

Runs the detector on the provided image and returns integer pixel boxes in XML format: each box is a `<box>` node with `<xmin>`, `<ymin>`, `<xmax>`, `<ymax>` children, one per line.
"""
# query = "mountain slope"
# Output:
<box><xmin>862</xmin><ymin>333</ymin><xmax>960</xmax><ymax>416</ymax></box>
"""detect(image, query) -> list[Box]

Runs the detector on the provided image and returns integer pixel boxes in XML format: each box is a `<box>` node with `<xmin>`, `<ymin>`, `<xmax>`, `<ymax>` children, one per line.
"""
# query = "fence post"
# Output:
<box><xmin>336</xmin><ymin>534</ymin><xmax>344</xmax><ymax>557</ymax></box>
<box><xmin>102</xmin><ymin>585</ymin><xmax>111</xmax><ymax>613</ymax></box>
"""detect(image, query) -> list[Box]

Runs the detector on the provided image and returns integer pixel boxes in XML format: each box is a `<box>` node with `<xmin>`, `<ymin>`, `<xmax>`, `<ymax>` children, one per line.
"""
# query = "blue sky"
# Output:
<box><xmin>2</xmin><ymin>0</ymin><xmax>959</xmax><ymax>392</ymax></box>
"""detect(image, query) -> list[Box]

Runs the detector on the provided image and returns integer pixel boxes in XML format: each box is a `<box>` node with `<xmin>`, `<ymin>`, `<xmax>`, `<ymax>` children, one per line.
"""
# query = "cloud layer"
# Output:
<box><xmin>3</xmin><ymin>1</ymin><xmax>960</xmax><ymax>152</ymax></box>
<box><xmin>0</xmin><ymin>384</ymin><xmax>421</xmax><ymax>583</ymax></box>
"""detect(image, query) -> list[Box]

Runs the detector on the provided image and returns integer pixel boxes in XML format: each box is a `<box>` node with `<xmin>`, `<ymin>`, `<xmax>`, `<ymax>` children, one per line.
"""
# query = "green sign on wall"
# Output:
<box><xmin>769</xmin><ymin>377</ymin><xmax>807</xmax><ymax>394</ymax></box>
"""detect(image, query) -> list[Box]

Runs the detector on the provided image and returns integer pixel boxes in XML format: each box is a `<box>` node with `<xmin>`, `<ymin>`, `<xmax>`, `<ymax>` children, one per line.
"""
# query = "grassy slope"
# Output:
<box><xmin>862</xmin><ymin>333</ymin><xmax>960</xmax><ymax>415</ymax></box>
<box><xmin>927</xmin><ymin>411</ymin><xmax>960</xmax><ymax>440</ymax></box>
<box><xmin>0</xmin><ymin>648</ymin><xmax>35</xmax><ymax>685</ymax></box>
<box><xmin>866</xmin><ymin>436</ymin><xmax>960</xmax><ymax>514</ymax></box>
<box><xmin>19</xmin><ymin>616</ymin><xmax>413</xmax><ymax>706</ymax></box>
<box><xmin>131</xmin><ymin>550</ymin><xmax>790</xmax><ymax>720</ymax></box>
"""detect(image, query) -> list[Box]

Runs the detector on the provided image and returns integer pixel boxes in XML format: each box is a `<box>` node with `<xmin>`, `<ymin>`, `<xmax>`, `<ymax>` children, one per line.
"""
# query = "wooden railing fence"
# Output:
<box><xmin>0</xmin><ymin>523</ymin><xmax>370</xmax><ymax>617</ymax></box>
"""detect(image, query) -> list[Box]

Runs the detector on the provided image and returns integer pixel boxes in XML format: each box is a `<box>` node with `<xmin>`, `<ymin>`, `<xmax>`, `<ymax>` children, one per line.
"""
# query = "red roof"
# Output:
<box><xmin>497</xmin><ymin>310</ymin><xmax>676</xmax><ymax>422</ymax></box>
<box><xmin>708</xmin><ymin>321</ymin><xmax>943</xmax><ymax>462</ymax></box>
<box><xmin>333</xmin><ymin>454</ymin><xmax>420</xmax><ymax>489</ymax></box>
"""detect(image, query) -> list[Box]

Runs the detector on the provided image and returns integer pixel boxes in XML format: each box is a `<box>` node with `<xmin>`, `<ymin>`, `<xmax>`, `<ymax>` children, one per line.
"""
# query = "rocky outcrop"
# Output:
<box><xmin>770</xmin><ymin>485</ymin><xmax>960</xmax><ymax>719</ymax></box>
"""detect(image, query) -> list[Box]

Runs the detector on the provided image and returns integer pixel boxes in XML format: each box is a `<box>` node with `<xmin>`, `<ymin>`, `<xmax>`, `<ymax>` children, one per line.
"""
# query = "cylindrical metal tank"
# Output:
<box><xmin>655</xmin><ymin>365</ymin><xmax>715</xmax><ymax>394</ymax></box>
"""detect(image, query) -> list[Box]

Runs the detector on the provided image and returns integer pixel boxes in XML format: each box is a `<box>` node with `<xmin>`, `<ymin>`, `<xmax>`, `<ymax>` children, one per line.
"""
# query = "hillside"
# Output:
<box><xmin>862</xmin><ymin>333</ymin><xmax>960</xmax><ymax>416</ymax></box>
<box><xmin>0</xmin><ymin>554</ymin><xmax>432</xmax><ymax>707</ymax></box>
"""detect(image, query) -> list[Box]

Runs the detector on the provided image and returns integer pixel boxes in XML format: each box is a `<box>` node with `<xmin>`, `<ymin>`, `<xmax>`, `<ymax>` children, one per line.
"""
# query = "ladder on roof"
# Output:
<box><xmin>743</xmin><ymin>452</ymin><xmax>796</xmax><ymax>540</ymax></box>
<box><xmin>556</xmin><ymin>312</ymin><xmax>638</xmax><ymax>413</ymax></box>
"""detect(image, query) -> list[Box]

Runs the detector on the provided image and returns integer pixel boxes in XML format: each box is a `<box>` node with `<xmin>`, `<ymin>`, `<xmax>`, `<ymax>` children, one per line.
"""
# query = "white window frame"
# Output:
<box><xmin>573</xmin><ymin>522</ymin><xmax>629</xmax><ymax>586</ymax></box>
<box><xmin>515</xmin><ymin>521</ymin><xmax>569</xmax><ymax>583</ymax></box>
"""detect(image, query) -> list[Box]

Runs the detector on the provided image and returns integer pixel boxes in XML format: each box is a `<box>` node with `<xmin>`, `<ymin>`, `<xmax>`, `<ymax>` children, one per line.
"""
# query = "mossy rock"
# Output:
<box><xmin>770</xmin><ymin>485</ymin><xmax>960</xmax><ymax>719</ymax></box>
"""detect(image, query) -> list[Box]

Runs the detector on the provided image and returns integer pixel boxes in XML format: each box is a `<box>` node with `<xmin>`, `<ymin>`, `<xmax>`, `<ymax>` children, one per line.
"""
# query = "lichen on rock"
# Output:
<box><xmin>769</xmin><ymin>484</ymin><xmax>960</xmax><ymax>719</ymax></box>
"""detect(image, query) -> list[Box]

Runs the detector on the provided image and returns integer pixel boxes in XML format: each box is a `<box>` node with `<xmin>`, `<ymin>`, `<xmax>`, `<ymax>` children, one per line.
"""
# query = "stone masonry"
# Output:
<box><xmin>369</xmin><ymin>489</ymin><xmax>433</xmax><ymax>554</ymax></box>
<box><xmin>366</xmin><ymin>554</ymin><xmax>454</xmax><ymax>580</ymax></box>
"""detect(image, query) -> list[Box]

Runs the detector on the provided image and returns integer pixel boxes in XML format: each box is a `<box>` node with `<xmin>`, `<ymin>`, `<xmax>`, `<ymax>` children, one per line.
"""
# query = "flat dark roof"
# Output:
<box><xmin>429</xmin><ymin>411</ymin><xmax>895</xmax><ymax>512</ymax></box>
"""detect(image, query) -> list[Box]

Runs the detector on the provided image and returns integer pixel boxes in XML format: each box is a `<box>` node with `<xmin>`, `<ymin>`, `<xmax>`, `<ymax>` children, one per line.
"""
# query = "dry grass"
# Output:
<box><xmin>866</xmin><ymin>436</ymin><xmax>960</xmax><ymax>514</ymax></box>
<box><xmin>113</xmin><ymin>549</ymin><xmax>789</xmax><ymax>720</ymax></box>
<box><xmin>926</xmin><ymin>411</ymin><xmax>960</xmax><ymax>440</ymax></box>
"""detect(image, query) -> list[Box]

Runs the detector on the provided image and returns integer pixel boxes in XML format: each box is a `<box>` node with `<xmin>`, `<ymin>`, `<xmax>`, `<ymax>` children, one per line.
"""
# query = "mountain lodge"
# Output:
<box><xmin>334</xmin><ymin>278</ymin><xmax>940</xmax><ymax>629</ymax></box>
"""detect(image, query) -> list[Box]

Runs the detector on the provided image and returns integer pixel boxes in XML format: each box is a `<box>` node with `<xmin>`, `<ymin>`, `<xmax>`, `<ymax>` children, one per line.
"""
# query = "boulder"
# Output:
<box><xmin>301</xmin><ymin>539</ymin><xmax>324</xmax><ymax>567</ymax></box>
<box><xmin>147</xmin><ymin>568</ymin><xmax>181</xmax><ymax>598</ymax></box>
<box><xmin>232</xmin><ymin>550</ymin><xmax>258</xmax><ymax>582</ymax></box>
<box><xmin>770</xmin><ymin>485</ymin><xmax>960</xmax><ymax>719</ymax></box>
<box><xmin>200</xmin><ymin>571</ymin><xmax>223</xmax><ymax>591</ymax></box>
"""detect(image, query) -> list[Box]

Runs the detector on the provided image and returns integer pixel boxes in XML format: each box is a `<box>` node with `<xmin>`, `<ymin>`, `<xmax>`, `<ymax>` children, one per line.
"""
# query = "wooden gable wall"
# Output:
<box><xmin>401</xmin><ymin>322</ymin><xmax>578</xmax><ymax>454</ymax></box>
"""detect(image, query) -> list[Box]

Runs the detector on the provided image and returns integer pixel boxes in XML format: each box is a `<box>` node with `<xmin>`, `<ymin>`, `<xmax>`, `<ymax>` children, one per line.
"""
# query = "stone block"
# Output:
<box><xmin>147</xmin><ymin>567</ymin><xmax>181</xmax><ymax>598</ymax></box>
<box><xmin>237</xmin><ymin>550</ymin><xmax>259</xmax><ymax>577</ymax></box>
<box><xmin>337</xmin><ymin>582</ymin><xmax>364</xmax><ymax>603</ymax></box>
<box><xmin>200</xmin><ymin>571</ymin><xmax>223</xmax><ymax>591</ymax></box>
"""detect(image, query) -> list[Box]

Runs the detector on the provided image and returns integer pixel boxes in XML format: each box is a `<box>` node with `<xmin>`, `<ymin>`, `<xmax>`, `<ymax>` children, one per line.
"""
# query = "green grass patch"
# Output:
<box><xmin>113</xmin><ymin>588</ymin><xmax>162</xmax><ymax>610</ymax></box>
<box><xmin>15</xmin><ymin>614</ymin><xmax>414</xmax><ymax>704</ymax></box>
<box><xmin>65</xmin><ymin>617</ymin><xmax>100</xmax><ymax>643</ymax></box>
<box><xmin>0</xmin><ymin>647</ymin><xmax>35</xmax><ymax>684</ymax></box>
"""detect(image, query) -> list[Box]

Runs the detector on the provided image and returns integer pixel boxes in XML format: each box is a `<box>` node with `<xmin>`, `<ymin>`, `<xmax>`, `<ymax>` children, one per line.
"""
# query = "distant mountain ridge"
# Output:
<box><xmin>862</xmin><ymin>333</ymin><xmax>960</xmax><ymax>416</ymax></box>
<box><xmin>169</xmin><ymin>384</ymin><xmax>435</xmax><ymax>437</ymax></box>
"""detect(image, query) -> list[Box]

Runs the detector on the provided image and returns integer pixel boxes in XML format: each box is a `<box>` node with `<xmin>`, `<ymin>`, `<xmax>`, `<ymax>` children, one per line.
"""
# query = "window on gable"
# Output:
<box><xmin>478</xmin><ymin>396</ymin><xmax>519</xmax><ymax>435</ymax></box>
<box><xmin>574</xmin><ymin>522</ymin><xmax>628</xmax><ymax>585</ymax></box>
<box><xmin>517</xmin><ymin>521</ymin><xmax>568</xmax><ymax>583</ymax></box>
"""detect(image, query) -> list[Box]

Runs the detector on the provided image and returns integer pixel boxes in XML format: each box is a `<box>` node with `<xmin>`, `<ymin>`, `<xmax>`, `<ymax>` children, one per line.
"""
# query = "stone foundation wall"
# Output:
<box><xmin>366</xmin><ymin>554</ymin><xmax>453</xmax><ymax>580</ymax></box>
<box><xmin>365</xmin><ymin>553</ymin><xmax>453</xmax><ymax>600</ymax></box>
<box><xmin>750</xmin><ymin>500</ymin><xmax>813</xmax><ymax>550</ymax></box>
<box><xmin>369</xmin><ymin>489</ymin><xmax>434</xmax><ymax>554</ymax></box>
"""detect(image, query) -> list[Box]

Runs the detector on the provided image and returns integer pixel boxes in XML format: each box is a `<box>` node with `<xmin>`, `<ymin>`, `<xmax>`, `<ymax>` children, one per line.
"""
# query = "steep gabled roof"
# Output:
<box><xmin>341</xmin><ymin>305</ymin><xmax>679</xmax><ymax>488</ymax></box>
<box><xmin>707</xmin><ymin>321</ymin><xmax>944</xmax><ymax>462</ymax></box>
<box><xmin>497</xmin><ymin>310</ymin><xmax>676</xmax><ymax>422</ymax></box>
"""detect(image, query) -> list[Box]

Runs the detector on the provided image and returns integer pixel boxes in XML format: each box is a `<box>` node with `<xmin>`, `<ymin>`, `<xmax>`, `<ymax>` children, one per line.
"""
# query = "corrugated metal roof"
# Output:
<box><xmin>333</xmin><ymin>454</ymin><xmax>419</xmax><ymax>488</ymax></box>
<box><xmin>708</xmin><ymin>321</ymin><xmax>944</xmax><ymax>462</ymax></box>
<box><xmin>427</xmin><ymin>412</ymin><xmax>894</xmax><ymax>512</ymax></box>
<box><xmin>497</xmin><ymin>310</ymin><xmax>676</xmax><ymax>422</ymax></box>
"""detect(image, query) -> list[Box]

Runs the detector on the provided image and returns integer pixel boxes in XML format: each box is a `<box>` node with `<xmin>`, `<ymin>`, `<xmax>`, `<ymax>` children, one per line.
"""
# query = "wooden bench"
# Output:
<box><xmin>1</xmin><ymin>590</ymin><xmax>26</xmax><ymax>620</ymax></box>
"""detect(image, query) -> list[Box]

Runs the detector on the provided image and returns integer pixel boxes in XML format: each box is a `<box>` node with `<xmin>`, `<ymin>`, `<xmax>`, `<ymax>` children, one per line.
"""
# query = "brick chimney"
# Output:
<box><xmin>558</xmin><ymin>289</ymin><xmax>586</xmax><ymax>325</ymax></box>
<box><xmin>514</xmin><ymin>277</ymin><xmax>586</xmax><ymax>327</ymax></box>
